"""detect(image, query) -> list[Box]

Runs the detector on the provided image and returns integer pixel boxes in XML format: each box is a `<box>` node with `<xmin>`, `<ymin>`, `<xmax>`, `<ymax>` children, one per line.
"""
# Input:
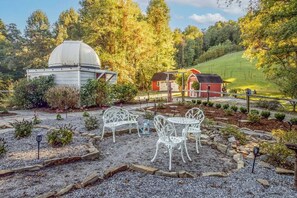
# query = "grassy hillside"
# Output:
<box><xmin>193</xmin><ymin>51</ymin><xmax>280</xmax><ymax>96</ymax></box>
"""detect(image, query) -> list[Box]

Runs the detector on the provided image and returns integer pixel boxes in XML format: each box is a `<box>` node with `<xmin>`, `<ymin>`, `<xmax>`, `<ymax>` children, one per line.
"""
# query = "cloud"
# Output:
<box><xmin>189</xmin><ymin>13</ymin><xmax>227</xmax><ymax>24</ymax></box>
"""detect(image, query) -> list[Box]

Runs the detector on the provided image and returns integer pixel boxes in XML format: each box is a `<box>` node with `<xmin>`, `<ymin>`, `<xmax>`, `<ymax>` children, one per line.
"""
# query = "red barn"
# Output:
<box><xmin>187</xmin><ymin>73</ymin><xmax>223</xmax><ymax>97</ymax></box>
<box><xmin>151</xmin><ymin>72</ymin><xmax>179</xmax><ymax>91</ymax></box>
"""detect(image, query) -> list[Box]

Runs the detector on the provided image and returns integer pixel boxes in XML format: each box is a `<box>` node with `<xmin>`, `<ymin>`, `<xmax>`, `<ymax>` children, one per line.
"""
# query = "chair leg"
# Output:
<box><xmin>136</xmin><ymin>123</ymin><xmax>140</xmax><ymax>137</ymax></box>
<box><xmin>198</xmin><ymin>135</ymin><xmax>202</xmax><ymax>147</ymax></box>
<box><xmin>195</xmin><ymin>137</ymin><xmax>199</xmax><ymax>154</ymax></box>
<box><xmin>180</xmin><ymin>144</ymin><xmax>186</xmax><ymax>163</ymax></box>
<box><xmin>184</xmin><ymin>140</ymin><xmax>192</xmax><ymax>161</ymax></box>
<box><xmin>101</xmin><ymin>126</ymin><xmax>105</xmax><ymax>140</ymax></box>
<box><xmin>169</xmin><ymin>147</ymin><xmax>173</xmax><ymax>171</ymax></box>
<box><xmin>112</xmin><ymin>128</ymin><xmax>116</xmax><ymax>143</ymax></box>
<box><xmin>151</xmin><ymin>141</ymin><xmax>160</xmax><ymax>162</ymax></box>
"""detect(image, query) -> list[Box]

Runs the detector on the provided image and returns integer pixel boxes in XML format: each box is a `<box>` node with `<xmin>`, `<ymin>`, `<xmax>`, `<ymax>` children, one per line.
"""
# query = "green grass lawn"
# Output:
<box><xmin>193</xmin><ymin>51</ymin><xmax>280</xmax><ymax>96</ymax></box>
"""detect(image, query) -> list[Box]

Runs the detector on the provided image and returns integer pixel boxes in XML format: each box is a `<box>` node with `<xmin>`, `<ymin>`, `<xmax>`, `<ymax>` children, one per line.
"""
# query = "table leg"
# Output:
<box><xmin>183</xmin><ymin>125</ymin><xmax>192</xmax><ymax>161</ymax></box>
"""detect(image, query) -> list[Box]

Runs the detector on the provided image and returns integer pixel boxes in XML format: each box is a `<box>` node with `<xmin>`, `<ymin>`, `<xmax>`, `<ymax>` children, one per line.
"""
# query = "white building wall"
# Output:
<box><xmin>80</xmin><ymin>71</ymin><xmax>96</xmax><ymax>86</ymax></box>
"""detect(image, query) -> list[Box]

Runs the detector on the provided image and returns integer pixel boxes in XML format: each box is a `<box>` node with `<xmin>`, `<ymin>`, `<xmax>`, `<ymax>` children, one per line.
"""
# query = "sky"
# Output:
<box><xmin>0</xmin><ymin>0</ymin><xmax>248</xmax><ymax>33</ymax></box>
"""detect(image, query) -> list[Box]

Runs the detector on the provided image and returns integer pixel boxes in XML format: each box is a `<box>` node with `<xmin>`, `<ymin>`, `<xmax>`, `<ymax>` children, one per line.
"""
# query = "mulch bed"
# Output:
<box><xmin>0</xmin><ymin>112</ymin><xmax>17</xmax><ymax>117</ymax></box>
<box><xmin>147</xmin><ymin>104</ymin><xmax>297</xmax><ymax>132</ymax></box>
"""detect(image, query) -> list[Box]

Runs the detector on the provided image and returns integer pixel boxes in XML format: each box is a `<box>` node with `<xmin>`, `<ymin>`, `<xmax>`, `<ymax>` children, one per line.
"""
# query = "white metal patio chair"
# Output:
<box><xmin>151</xmin><ymin>115</ymin><xmax>188</xmax><ymax>171</ymax></box>
<box><xmin>184</xmin><ymin>107</ymin><xmax>205</xmax><ymax>153</ymax></box>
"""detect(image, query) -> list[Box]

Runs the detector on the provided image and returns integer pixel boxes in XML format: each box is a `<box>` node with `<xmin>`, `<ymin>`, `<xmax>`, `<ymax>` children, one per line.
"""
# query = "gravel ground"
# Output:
<box><xmin>65</xmin><ymin>160</ymin><xmax>297</xmax><ymax>198</ymax></box>
<box><xmin>0</xmin><ymin>127</ymin><xmax>89</xmax><ymax>169</ymax></box>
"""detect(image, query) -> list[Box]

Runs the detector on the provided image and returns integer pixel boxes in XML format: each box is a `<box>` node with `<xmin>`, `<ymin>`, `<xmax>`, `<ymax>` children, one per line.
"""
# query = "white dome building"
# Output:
<box><xmin>27</xmin><ymin>41</ymin><xmax>117</xmax><ymax>88</ymax></box>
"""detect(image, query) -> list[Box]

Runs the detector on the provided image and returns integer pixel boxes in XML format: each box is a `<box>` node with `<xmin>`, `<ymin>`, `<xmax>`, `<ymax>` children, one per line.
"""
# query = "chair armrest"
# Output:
<box><xmin>129</xmin><ymin>113</ymin><xmax>139</xmax><ymax>121</ymax></box>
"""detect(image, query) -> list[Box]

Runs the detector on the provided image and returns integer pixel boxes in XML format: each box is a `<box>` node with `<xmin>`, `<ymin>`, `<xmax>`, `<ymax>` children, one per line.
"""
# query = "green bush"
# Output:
<box><xmin>0</xmin><ymin>107</ymin><xmax>8</xmax><ymax>114</ymax></box>
<box><xmin>80</xmin><ymin>79</ymin><xmax>112</xmax><ymax>107</ymax></box>
<box><xmin>202</xmin><ymin>101</ymin><xmax>208</xmax><ymax>106</ymax></box>
<box><xmin>45</xmin><ymin>86</ymin><xmax>80</xmax><ymax>110</ymax></box>
<box><xmin>0</xmin><ymin>138</ymin><xmax>7</xmax><ymax>157</ymax></box>
<box><xmin>32</xmin><ymin>114</ymin><xmax>41</xmax><ymax>125</ymax></box>
<box><xmin>157</xmin><ymin>102</ymin><xmax>166</xmax><ymax>109</ymax></box>
<box><xmin>191</xmin><ymin>81</ymin><xmax>200</xmax><ymax>90</ymax></box>
<box><xmin>196</xmin><ymin>100</ymin><xmax>202</xmax><ymax>105</ymax></box>
<box><xmin>239</xmin><ymin>107</ymin><xmax>247</xmax><ymax>114</ymax></box>
<box><xmin>290</xmin><ymin>118</ymin><xmax>297</xmax><ymax>125</ymax></box>
<box><xmin>215</xmin><ymin>103</ymin><xmax>221</xmax><ymax>109</ymax></box>
<box><xmin>56</xmin><ymin>114</ymin><xmax>63</xmax><ymax>120</ymax></box>
<box><xmin>230</xmin><ymin>105</ymin><xmax>238</xmax><ymax>112</ymax></box>
<box><xmin>185</xmin><ymin>102</ymin><xmax>195</xmax><ymax>109</ymax></box>
<box><xmin>247</xmin><ymin>113</ymin><xmax>261</xmax><ymax>123</ymax></box>
<box><xmin>274</xmin><ymin>113</ymin><xmax>285</xmax><ymax>121</ymax></box>
<box><xmin>47</xmin><ymin>124</ymin><xmax>74</xmax><ymax>147</ymax></box>
<box><xmin>222</xmin><ymin>104</ymin><xmax>229</xmax><ymax>109</ymax></box>
<box><xmin>11</xmin><ymin>119</ymin><xmax>34</xmax><ymax>139</ymax></box>
<box><xmin>111</xmin><ymin>83</ymin><xmax>138</xmax><ymax>103</ymax></box>
<box><xmin>250</xmin><ymin>109</ymin><xmax>259</xmax><ymax>115</ymax></box>
<box><xmin>224</xmin><ymin>109</ymin><xmax>233</xmax><ymax>116</ymax></box>
<box><xmin>191</xmin><ymin>99</ymin><xmax>197</xmax><ymax>105</ymax></box>
<box><xmin>12</xmin><ymin>76</ymin><xmax>55</xmax><ymax>108</ymax></box>
<box><xmin>84</xmin><ymin>116</ymin><xmax>99</xmax><ymax>131</ymax></box>
<box><xmin>261</xmin><ymin>111</ymin><xmax>271</xmax><ymax>119</ymax></box>
<box><xmin>260</xmin><ymin>129</ymin><xmax>297</xmax><ymax>168</ymax></box>
<box><xmin>207</xmin><ymin>102</ymin><xmax>214</xmax><ymax>107</ymax></box>
<box><xmin>83</xmin><ymin>111</ymin><xmax>90</xmax><ymax>117</ymax></box>
<box><xmin>144</xmin><ymin>111</ymin><xmax>154</xmax><ymax>120</ymax></box>
<box><xmin>221</xmin><ymin>125</ymin><xmax>247</xmax><ymax>145</ymax></box>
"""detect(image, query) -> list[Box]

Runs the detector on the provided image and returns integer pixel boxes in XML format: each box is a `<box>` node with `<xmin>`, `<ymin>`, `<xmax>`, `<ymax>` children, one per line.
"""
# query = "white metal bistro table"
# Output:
<box><xmin>167</xmin><ymin>117</ymin><xmax>200</xmax><ymax>161</ymax></box>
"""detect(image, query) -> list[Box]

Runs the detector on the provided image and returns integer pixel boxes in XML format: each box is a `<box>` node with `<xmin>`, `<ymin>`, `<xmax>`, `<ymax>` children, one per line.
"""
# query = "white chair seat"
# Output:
<box><xmin>105</xmin><ymin>120</ymin><xmax>137</xmax><ymax>128</ymax></box>
<box><xmin>187</xmin><ymin>127</ymin><xmax>201</xmax><ymax>133</ymax></box>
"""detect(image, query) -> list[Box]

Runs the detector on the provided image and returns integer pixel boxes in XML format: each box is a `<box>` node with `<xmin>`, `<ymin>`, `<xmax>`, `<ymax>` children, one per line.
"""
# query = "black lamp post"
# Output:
<box><xmin>36</xmin><ymin>134</ymin><xmax>42</xmax><ymax>159</ymax></box>
<box><xmin>252</xmin><ymin>146</ymin><xmax>260</xmax><ymax>173</ymax></box>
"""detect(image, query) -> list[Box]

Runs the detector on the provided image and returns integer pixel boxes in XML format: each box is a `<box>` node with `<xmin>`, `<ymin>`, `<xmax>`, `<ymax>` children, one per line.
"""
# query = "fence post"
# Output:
<box><xmin>246</xmin><ymin>88</ymin><xmax>251</xmax><ymax>113</ymax></box>
<box><xmin>207</xmin><ymin>85</ymin><xmax>210</xmax><ymax>103</ymax></box>
<box><xmin>182</xmin><ymin>72</ymin><xmax>185</xmax><ymax>103</ymax></box>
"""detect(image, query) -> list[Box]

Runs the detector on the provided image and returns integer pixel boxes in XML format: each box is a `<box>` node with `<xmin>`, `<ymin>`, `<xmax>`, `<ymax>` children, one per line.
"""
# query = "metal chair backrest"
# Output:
<box><xmin>154</xmin><ymin>115</ymin><xmax>175</xmax><ymax>142</ymax></box>
<box><xmin>185</xmin><ymin>107</ymin><xmax>205</xmax><ymax>127</ymax></box>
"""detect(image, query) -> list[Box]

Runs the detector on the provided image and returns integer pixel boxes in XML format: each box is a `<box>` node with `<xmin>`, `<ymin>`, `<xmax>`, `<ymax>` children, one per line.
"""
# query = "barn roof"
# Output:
<box><xmin>195</xmin><ymin>74</ymin><xmax>223</xmax><ymax>83</ymax></box>
<box><xmin>151</xmin><ymin>72</ymin><xmax>176</xmax><ymax>81</ymax></box>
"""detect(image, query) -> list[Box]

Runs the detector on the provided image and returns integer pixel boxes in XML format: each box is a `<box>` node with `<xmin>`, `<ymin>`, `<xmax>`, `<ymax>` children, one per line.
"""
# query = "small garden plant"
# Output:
<box><xmin>239</xmin><ymin>107</ymin><xmax>247</xmax><ymax>114</ymax></box>
<box><xmin>261</xmin><ymin>111</ymin><xmax>271</xmax><ymax>119</ymax></box>
<box><xmin>247</xmin><ymin>113</ymin><xmax>261</xmax><ymax>123</ymax></box>
<box><xmin>144</xmin><ymin>111</ymin><xmax>154</xmax><ymax>120</ymax></box>
<box><xmin>290</xmin><ymin>118</ymin><xmax>297</xmax><ymax>125</ymax></box>
<box><xmin>222</xmin><ymin>104</ymin><xmax>229</xmax><ymax>109</ymax></box>
<box><xmin>215</xmin><ymin>103</ymin><xmax>221</xmax><ymax>109</ymax></box>
<box><xmin>157</xmin><ymin>102</ymin><xmax>166</xmax><ymax>109</ymax></box>
<box><xmin>207</xmin><ymin>101</ymin><xmax>214</xmax><ymax>107</ymax></box>
<box><xmin>84</xmin><ymin>116</ymin><xmax>99</xmax><ymax>131</ymax></box>
<box><xmin>224</xmin><ymin>109</ymin><xmax>233</xmax><ymax>116</ymax></box>
<box><xmin>32</xmin><ymin>112</ymin><xmax>41</xmax><ymax>125</ymax></box>
<box><xmin>11</xmin><ymin>119</ymin><xmax>34</xmax><ymax>139</ymax></box>
<box><xmin>202</xmin><ymin>101</ymin><xmax>208</xmax><ymax>106</ymax></box>
<box><xmin>221</xmin><ymin>125</ymin><xmax>247</xmax><ymax>145</ymax></box>
<box><xmin>56</xmin><ymin>114</ymin><xmax>63</xmax><ymax>120</ymax></box>
<box><xmin>0</xmin><ymin>138</ymin><xmax>7</xmax><ymax>157</ymax></box>
<box><xmin>250</xmin><ymin>109</ymin><xmax>259</xmax><ymax>115</ymax></box>
<box><xmin>196</xmin><ymin>100</ymin><xmax>202</xmax><ymax>105</ymax></box>
<box><xmin>274</xmin><ymin>112</ymin><xmax>285</xmax><ymax>121</ymax></box>
<box><xmin>230</xmin><ymin>105</ymin><xmax>238</xmax><ymax>112</ymax></box>
<box><xmin>185</xmin><ymin>102</ymin><xmax>195</xmax><ymax>109</ymax></box>
<box><xmin>47</xmin><ymin>124</ymin><xmax>74</xmax><ymax>147</ymax></box>
<box><xmin>83</xmin><ymin>111</ymin><xmax>90</xmax><ymax>117</ymax></box>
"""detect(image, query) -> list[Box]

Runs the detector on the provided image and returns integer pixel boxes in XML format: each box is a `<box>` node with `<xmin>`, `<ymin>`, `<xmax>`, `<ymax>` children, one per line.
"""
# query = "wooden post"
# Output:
<box><xmin>182</xmin><ymin>72</ymin><xmax>185</xmax><ymax>103</ymax></box>
<box><xmin>246</xmin><ymin>88</ymin><xmax>251</xmax><ymax>113</ymax></box>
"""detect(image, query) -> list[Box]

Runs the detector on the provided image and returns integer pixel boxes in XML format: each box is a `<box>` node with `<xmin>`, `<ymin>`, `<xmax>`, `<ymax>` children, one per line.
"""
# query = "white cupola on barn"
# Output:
<box><xmin>27</xmin><ymin>40</ymin><xmax>117</xmax><ymax>88</ymax></box>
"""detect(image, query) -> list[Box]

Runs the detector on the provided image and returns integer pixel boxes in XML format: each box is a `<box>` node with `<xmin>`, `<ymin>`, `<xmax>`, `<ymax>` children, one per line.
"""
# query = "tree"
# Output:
<box><xmin>239</xmin><ymin>0</ymin><xmax>297</xmax><ymax>99</ymax></box>
<box><xmin>147</xmin><ymin>0</ymin><xmax>175</xmax><ymax>70</ymax></box>
<box><xmin>23</xmin><ymin>10</ymin><xmax>54</xmax><ymax>68</ymax></box>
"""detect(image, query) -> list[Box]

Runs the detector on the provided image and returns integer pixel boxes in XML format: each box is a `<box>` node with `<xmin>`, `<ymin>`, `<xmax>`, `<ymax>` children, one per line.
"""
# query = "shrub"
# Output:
<box><xmin>260</xmin><ymin>129</ymin><xmax>297</xmax><ymax>168</ymax></box>
<box><xmin>202</xmin><ymin>101</ymin><xmax>208</xmax><ymax>106</ymax></box>
<box><xmin>0</xmin><ymin>138</ymin><xmax>7</xmax><ymax>157</ymax></box>
<box><xmin>45</xmin><ymin>86</ymin><xmax>79</xmax><ymax>110</ymax></box>
<box><xmin>11</xmin><ymin>119</ymin><xmax>34</xmax><ymax>139</ymax></box>
<box><xmin>80</xmin><ymin>79</ymin><xmax>112</xmax><ymax>107</ymax></box>
<box><xmin>247</xmin><ymin>113</ymin><xmax>261</xmax><ymax>123</ymax></box>
<box><xmin>83</xmin><ymin>111</ymin><xmax>90</xmax><ymax>117</ymax></box>
<box><xmin>207</xmin><ymin>102</ymin><xmax>214</xmax><ymax>107</ymax></box>
<box><xmin>261</xmin><ymin>111</ymin><xmax>271</xmax><ymax>119</ymax></box>
<box><xmin>157</xmin><ymin>102</ymin><xmax>166</xmax><ymax>109</ymax></box>
<box><xmin>84</xmin><ymin>116</ymin><xmax>99</xmax><ymax>131</ymax></box>
<box><xmin>111</xmin><ymin>83</ymin><xmax>138</xmax><ymax>103</ymax></box>
<box><xmin>196</xmin><ymin>100</ymin><xmax>202</xmax><ymax>105</ymax></box>
<box><xmin>256</xmin><ymin>99</ymin><xmax>281</xmax><ymax>110</ymax></box>
<box><xmin>0</xmin><ymin>107</ymin><xmax>8</xmax><ymax>114</ymax></box>
<box><xmin>144</xmin><ymin>111</ymin><xmax>154</xmax><ymax>120</ymax></box>
<box><xmin>47</xmin><ymin>124</ymin><xmax>74</xmax><ymax>147</ymax></box>
<box><xmin>250</xmin><ymin>109</ymin><xmax>259</xmax><ymax>115</ymax></box>
<box><xmin>191</xmin><ymin>99</ymin><xmax>197</xmax><ymax>105</ymax></box>
<box><xmin>191</xmin><ymin>81</ymin><xmax>200</xmax><ymax>90</ymax></box>
<box><xmin>239</xmin><ymin>107</ymin><xmax>247</xmax><ymax>114</ymax></box>
<box><xmin>274</xmin><ymin>113</ymin><xmax>286</xmax><ymax>121</ymax></box>
<box><xmin>224</xmin><ymin>109</ymin><xmax>233</xmax><ymax>116</ymax></box>
<box><xmin>12</xmin><ymin>76</ymin><xmax>55</xmax><ymax>108</ymax></box>
<box><xmin>222</xmin><ymin>104</ymin><xmax>229</xmax><ymax>109</ymax></box>
<box><xmin>221</xmin><ymin>125</ymin><xmax>247</xmax><ymax>145</ymax></box>
<box><xmin>230</xmin><ymin>105</ymin><xmax>238</xmax><ymax>112</ymax></box>
<box><xmin>215</xmin><ymin>103</ymin><xmax>221</xmax><ymax>109</ymax></box>
<box><xmin>185</xmin><ymin>102</ymin><xmax>195</xmax><ymax>109</ymax></box>
<box><xmin>32</xmin><ymin>115</ymin><xmax>41</xmax><ymax>125</ymax></box>
<box><xmin>290</xmin><ymin>118</ymin><xmax>297</xmax><ymax>125</ymax></box>
<box><xmin>56</xmin><ymin>114</ymin><xmax>63</xmax><ymax>120</ymax></box>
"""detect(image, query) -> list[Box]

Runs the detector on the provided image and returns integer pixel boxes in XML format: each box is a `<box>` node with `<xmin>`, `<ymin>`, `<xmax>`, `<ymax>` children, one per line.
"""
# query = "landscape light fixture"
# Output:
<box><xmin>142</xmin><ymin>120</ymin><xmax>151</xmax><ymax>136</ymax></box>
<box><xmin>252</xmin><ymin>146</ymin><xmax>260</xmax><ymax>173</ymax></box>
<box><xmin>36</xmin><ymin>134</ymin><xmax>43</xmax><ymax>160</ymax></box>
